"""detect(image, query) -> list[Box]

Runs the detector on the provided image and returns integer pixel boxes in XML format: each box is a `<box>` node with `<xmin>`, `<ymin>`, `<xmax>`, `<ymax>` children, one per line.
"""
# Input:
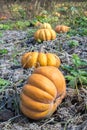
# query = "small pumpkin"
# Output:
<box><xmin>20</xmin><ymin>66</ymin><xmax>66</xmax><ymax>120</ymax></box>
<box><xmin>0</xmin><ymin>16</ymin><xmax>7</xmax><ymax>20</ymax></box>
<box><xmin>34</xmin><ymin>28</ymin><xmax>56</xmax><ymax>41</ymax></box>
<box><xmin>34</xmin><ymin>21</ymin><xmax>42</xmax><ymax>27</ymax></box>
<box><xmin>55</xmin><ymin>25</ymin><xmax>70</xmax><ymax>33</ymax></box>
<box><xmin>84</xmin><ymin>11</ymin><xmax>87</xmax><ymax>16</ymax></box>
<box><xmin>53</xmin><ymin>12</ymin><xmax>61</xmax><ymax>17</ymax></box>
<box><xmin>40</xmin><ymin>23</ymin><xmax>52</xmax><ymax>29</ymax></box>
<box><xmin>21</xmin><ymin>50</ymin><xmax>61</xmax><ymax>68</ymax></box>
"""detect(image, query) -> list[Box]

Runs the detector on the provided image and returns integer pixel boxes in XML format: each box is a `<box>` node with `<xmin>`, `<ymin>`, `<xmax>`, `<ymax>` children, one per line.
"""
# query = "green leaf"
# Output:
<box><xmin>0</xmin><ymin>78</ymin><xmax>10</xmax><ymax>92</ymax></box>
<box><xmin>0</xmin><ymin>49</ymin><xmax>8</xmax><ymax>54</ymax></box>
<box><xmin>78</xmin><ymin>70</ymin><xmax>87</xmax><ymax>76</ymax></box>
<box><xmin>67</xmin><ymin>40</ymin><xmax>79</xmax><ymax>47</ymax></box>
<box><xmin>65</xmin><ymin>75</ymin><xmax>74</xmax><ymax>80</ymax></box>
<box><xmin>70</xmin><ymin>70</ymin><xmax>78</xmax><ymax>76</ymax></box>
<box><xmin>0</xmin><ymin>24</ymin><xmax>4</xmax><ymax>29</ymax></box>
<box><xmin>72</xmin><ymin>54</ymin><xmax>82</xmax><ymax>67</ymax></box>
<box><xmin>80</xmin><ymin>76</ymin><xmax>87</xmax><ymax>84</ymax></box>
<box><xmin>0</xmin><ymin>32</ymin><xmax>3</xmax><ymax>37</ymax></box>
<box><xmin>27</xmin><ymin>28</ymin><xmax>37</xmax><ymax>37</ymax></box>
<box><xmin>62</xmin><ymin>64</ymin><xmax>73</xmax><ymax>72</ymax></box>
<box><xmin>68</xmin><ymin>77</ymin><xmax>77</xmax><ymax>88</ymax></box>
<box><xmin>0</xmin><ymin>78</ymin><xmax>10</xmax><ymax>87</ymax></box>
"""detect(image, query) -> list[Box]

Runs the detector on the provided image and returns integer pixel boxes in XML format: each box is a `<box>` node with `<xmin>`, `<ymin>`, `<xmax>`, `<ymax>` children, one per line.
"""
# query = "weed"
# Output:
<box><xmin>67</xmin><ymin>40</ymin><xmax>79</xmax><ymax>47</ymax></box>
<box><xmin>27</xmin><ymin>28</ymin><xmax>37</xmax><ymax>37</ymax></box>
<box><xmin>62</xmin><ymin>54</ymin><xmax>87</xmax><ymax>89</ymax></box>
<box><xmin>10</xmin><ymin>3</ymin><xmax>26</xmax><ymax>19</ymax></box>
<box><xmin>0</xmin><ymin>23</ymin><xmax>12</xmax><ymax>30</ymax></box>
<box><xmin>0</xmin><ymin>49</ymin><xmax>8</xmax><ymax>55</ymax></box>
<box><xmin>12</xmin><ymin>21</ymin><xmax>30</xmax><ymax>30</ymax></box>
<box><xmin>0</xmin><ymin>78</ymin><xmax>10</xmax><ymax>92</ymax></box>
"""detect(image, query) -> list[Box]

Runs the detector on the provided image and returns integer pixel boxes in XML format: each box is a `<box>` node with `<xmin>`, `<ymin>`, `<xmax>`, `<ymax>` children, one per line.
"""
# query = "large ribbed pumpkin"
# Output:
<box><xmin>20</xmin><ymin>66</ymin><xmax>66</xmax><ymax>120</ymax></box>
<box><xmin>21</xmin><ymin>51</ymin><xmax>61</xmax><ymax>68</ymax></box>
<box><xmin>34</xmin><ymin>28</ymin><xmax>56</xmax><ymax>41</ymax></box>
<box><xmin>55</xmin><ymin>25</ymin><xmax>70</xmax><ymax>33</ymax></box>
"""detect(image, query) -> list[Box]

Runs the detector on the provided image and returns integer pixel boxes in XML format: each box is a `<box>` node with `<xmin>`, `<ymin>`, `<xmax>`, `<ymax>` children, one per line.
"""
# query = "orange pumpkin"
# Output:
<box><xmin>21</xmin><ymin>51</ymin><xmax>61</xmax><ymax>68</ymax></box>
<box><xmin>40</xmin><ymin>23</ymin><xmax>52</xmax><ymax>29</ymax></box>
<box><xmin>20</xmin><ymin>66</ymin><xmax>66</xmax><ymax>120</ymax></box>
<box><xmin>34</xmin><ymin>21</ymin><xmax>42</xmax><ymax>27</ymax></box>
<box><xmin>55</xmin><ymin>25</ymin><xmax>70</xmax><ymax>33</ymax></box>
<box><xmin>34</xmin><ymin>28</ymin><xmax>56</xmax><ymax>41</ymax></box>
